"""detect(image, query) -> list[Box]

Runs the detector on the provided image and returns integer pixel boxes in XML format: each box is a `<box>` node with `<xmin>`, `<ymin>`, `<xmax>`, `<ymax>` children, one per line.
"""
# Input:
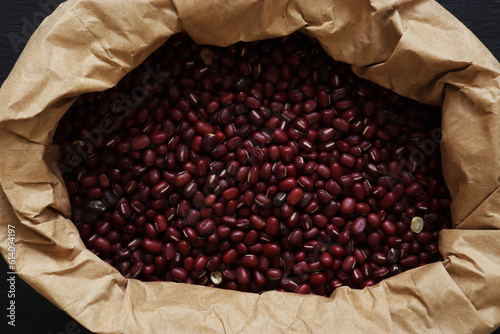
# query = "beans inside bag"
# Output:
<box><xmin>0</xmin><ymin>0</ymin><xmax>499</xmax><ymax>333</ymax></box>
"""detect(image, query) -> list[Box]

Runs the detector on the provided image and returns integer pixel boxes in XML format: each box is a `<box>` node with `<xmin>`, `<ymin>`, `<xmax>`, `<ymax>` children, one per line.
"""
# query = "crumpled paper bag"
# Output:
<box><xmin>0</xmin><ymin>0</ymin><xmax>499</xmax><ymax>333</ymax></box>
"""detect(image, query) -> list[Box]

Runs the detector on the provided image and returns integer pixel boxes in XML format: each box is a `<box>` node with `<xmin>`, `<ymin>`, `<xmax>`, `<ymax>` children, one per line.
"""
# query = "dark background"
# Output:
<box><xmin>0</xmin><ymin>1</ymin><xmax>499</xmax><ymax>333</ymax></box>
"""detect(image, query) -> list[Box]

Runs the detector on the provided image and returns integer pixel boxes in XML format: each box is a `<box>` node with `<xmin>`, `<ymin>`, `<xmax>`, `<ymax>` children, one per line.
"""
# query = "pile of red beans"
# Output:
<box><xmin>55</xmin><ymin>32</ymin><xmax>451</xmax><ymax>296</ymax></box>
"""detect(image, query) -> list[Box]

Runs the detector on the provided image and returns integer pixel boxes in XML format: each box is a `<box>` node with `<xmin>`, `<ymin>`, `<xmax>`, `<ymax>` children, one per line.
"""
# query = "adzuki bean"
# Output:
<box><xmin>56</xmin><ymin>32</ymin><xmax>451</xmax><ymax>296</ymax></box>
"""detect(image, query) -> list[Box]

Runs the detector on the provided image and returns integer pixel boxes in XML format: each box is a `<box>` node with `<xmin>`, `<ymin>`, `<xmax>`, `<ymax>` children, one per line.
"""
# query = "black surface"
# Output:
<box><xmin>0</xmin><ymin>1</ymin><xmax>499</xmax><ymax>333</ymax></box>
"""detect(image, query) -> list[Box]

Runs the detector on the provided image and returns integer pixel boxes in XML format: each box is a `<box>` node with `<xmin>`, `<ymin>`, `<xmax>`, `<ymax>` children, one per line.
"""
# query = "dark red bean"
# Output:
<box><xmin>351</xmin><ymin>217</ymin><xmax>367</xmax><ymax>236</ymax></box>
<box><xmin>381</xmin><ymin>220</ymin><xmax>397</xmax><ymax>236</ymax></box>
<box><xmin>94</xmin><ymin>236</ymin><xmax>111</xmax><ymax>253</ymax></box>
<box><xmin>222</xmin><ymin>248</ymin><xmax>238</xmax><ymax>265</ymax></box>
<box><xmin>278</xmin><ymin>178</ymin><xmax>297</xmax><ymax>192</ymax></box>
<box><xmin>371</xmin><ymin>252</ymin><xmax>387</xmax><ymax>265</ymax></box>
<box><xmin>170</xmin><ymin>267</ymin><xmax>188</xmax><ymax>281</ymax></box>
<box><xmin>194</xmin><ymin>121</ymin><xmax>214</xmax><ymax>136</ymax></box>
<box><xmin>416</xmin><ymin>231</ymin><xmax>433</xmax><ymax>244</ymax></box>
<box><xmin>341</xmin><ymin>256</ymin><xmax>356</xmax><ymax>273</ymax></box>
<box><xmin>142</xmin><ymin>238</ymin><xmax>163</xmax><ymax>253</ymax></box>
<box><xmin>400</xmin><ymin>255</ymin><xmax>419</xmax><ymax>268</ymax></box>
<box><xmin>196</xmin><ymin>219</ymin><xmax>216</xmax><ymax>236</ymax></box>
<box><xmin>248</xmin><ymin>215</ymin><xmax>264</xmax><ymax>230</ymax></box>
<box><xmin>340</xmin><ymin>197</ymin><xmax>356</xmax><ymax>215</ymax></box>
<box><xmin>254</xmin><ymin>194</ymin><xmax>272</xmax><ymax>209</ymax></box>
<box><xmin>295</xmin><ymin>284</ymin><xmax>311</xmax><ymax>294</ymax></box>
<box><xmin>131</xmin><ymin>135</ymin><xmax>151</xmax><ymax>151</ymax></box>
<box><xmin>80</xmin><ymin>175</ymin><xmax>97</xmax><ymax>188</ymax></box>
<box><xmin>241</xmin><ymin>254</ymin><xmax>259</xmax><ymax>268</ymax></box>
<box><xmin>236</xmin><ymin>266</ymin><xmax>250</xmax><ymax>285</ymax></box>
<box><xmin>154</xmin><ymin>215</ymin><xmax>168</xmax><ymax>232</ymax></box>
<box><xmin>222</xmin><ymin>187</ymin><xmax>239</xmax><ymax>201</ymax></box>
<box><xmin>386</xmin><ymin>248</ymin><xmax>399</xmax><ymax>264</ymax></box>
<box><xmin>151</xmin><ymin>181</ymin><xmax>170</xmax><ymax>198</ymax></box>
<box><xmin>287</xmin><ymin>188</ymin><xmax>303</xmax><ymax>206</ymax></box>
<box><xmin>309</xmin><ymin>272</ymin><xmax>327</xmax><ymax>286</ymax></box>
<box><xmin>288</xmin><ymin>229</ymin><xmax>304</xmax><ymax>247</ymax></box>
<box><xmin>379</xmin><ymin>192</ymin><xmax>396</xmax><ymax>209</ymax></box>
<box><xmin>266</xmin><ymin>268</ymin><xmax>282</xmax><ymax>281</ymax></box>
<box><xmin>162</xmin><ymin>243</ymin><xmax>176</xmax><ymax>261</ymax></box>
<box><xmin>265</xmin><ymin>216</ymin><xmax>279</xmax><ymax>235</ymax></box>
<box><xmin>86</xmin><ymin>187</ymin><xmax>102</xmax><ymax>200</ymax></box>
<box><xmin>367</xmin><ymin>213</ymin><xmax>381</xmax><ymax>229</ymax></box>
<box><xmin>130</xmin><ymin>261</ymin><xmax>144</xmax><ymax>278</ymax></box>
<box><xmin>367</xmin><ymin>232</ymin><xmax>381</xmax><ymax>247</ymax></box>
<box><xmin>262</xmin><ymin>243</ymin><xmax>281</xmax><ymax>257</ymax></box>
<box><xmin>373</xmin><ymin>267</ymin><xmax>389</xmax><ymax>281</ymax></box>
<box><xmin>333</xmin><ymin>118</ymin><xmax>350</xmax><ymax>132</ymax></box>
<box><xmin>340</xmin><ymin>154</ymin><xmax>355</xmax><ymax>167</ymax></box>
<box><xmin>151</xmin><ymin>131</ymin><xmax>168</xmax><ymax>145</ymax></box>
<box><xmin>193</xmin><ymin>255</ymin><xmax>208</xmax><ymax>271</ymax></box>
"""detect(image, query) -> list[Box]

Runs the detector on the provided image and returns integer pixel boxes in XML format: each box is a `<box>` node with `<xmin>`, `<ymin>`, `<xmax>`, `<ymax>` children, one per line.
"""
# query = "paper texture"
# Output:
<box><xmin>0</xmin><ymin>0</ymin><xmax>499</xmax><ymax>333</ymax></box>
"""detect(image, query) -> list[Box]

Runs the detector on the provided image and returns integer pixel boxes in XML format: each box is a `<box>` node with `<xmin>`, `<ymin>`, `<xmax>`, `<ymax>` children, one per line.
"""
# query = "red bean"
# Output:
<box><xmin>295</xmin><ymin>284</ymin><xmax>311</xmax><ymax>294</ymax></box>
<box><xmin>333</xmin><ymin>118</ymin><xmax>350</xmax><ymax>132</ymax></box>
<box><xmin>288</xmin><ymin>229</ymin><xmax>304</xmax><ymax>247</ymax></box>
<box><xmin>341</xmin><ymin>256</ymin><xmax>356</xmax><ymax>273</ymax></box>
<box><xmin>170</xmin><ymin>267</ymin><xmax>188</xmax><ymax>281</ymax></box>
<box><xmin>222</xmin><ymin>249</ymin><xmax>238</xmax><ymax>265</ymax></box>
<box><xmin>151</xmin><ymin>131</ymin><xmax>168</xmax><ymax>145</ymax></box>
<box><xmin>80</xmin><ymin>175</ymin><xmax>97</xmax><ymax>188</ymax></box>
<box><xmin>86</xmin><ymin>187</ymin><xmax>102</xmax><ymax>200</ymax></box>
<box><xmin>371</xmin><ymin>252</ymin><xmax>387</xmax><ymax>265</ymax></box>
<box><xmin>162</xmin><ymin>243</ymin><xmax>176</xmax><ymax>261</ymax></box>
<box><xmin>400</xmin><ymin>255</ymin><xmax>419</xmax><ymax>268</ymax></box>
<box><xmin>241</xmin><ymin>254</ymin><xmax>258</xmax><ymax>268</ymax></box>
<box><xmin>151</xmin><ymin>181</ymin><xmax>170</xmax><ymax>198</ymax></box>
<box><xmin>265</xmin><ymin>216</ymin><xmax>280</xmax><ymax>235</ymax></box>
<box><xmin>379</xmin><ymin>192</ymin><xmax>396</xmax><ymax>209</ymax></box>
<box><xmin>131</xmin><ymin>134</ymin><xmax>151</xmax><ymax>151</ymax></box>
<box><xmin>130</xmin><ymin>262</ymin><xmax>144</xmax><ymax>278</ymax></box>
<box><xmin>340</xmin><ymin>197</ymin><xmax>356</xmax><ymax>215</ymax></box>
<box><xmin>222</xmin><ymin>187</ymin><xmax>239</xmax><ymax>201</ymax></box>
<box><xmin>142</xmin><ymin>238</ymin><xmax>163</xmax><ymax>253</ymax></box>
<box><xmin>352</xmin><ymin>183</ymin><xmax>365</xmax><ymax>200</ymax></box>
<box><xmin>254</xmin><ymin>194</ymin><xmax>271</xmax><ymax>209</ymax></box>
<box><xmin>367</xmin><ymin>213</ymin><xmax>381</xmax><ymax>229</ymax></box>
<box><xmin>287</xmin><ymin>188</ymin><xmax>304</xmax><ymax>206</ymax></box>
<box><xmin>351</xmin><ymin>217</ymin><xmax>367</xmax><ymax>236</ymax></box>
<box><xmin>278</xmin><ymin>178</ymin><xmax>297</xmax><ymax>192</ymax></box>
<box><xmin>194</xmin><ymin>121</ymin><xmax>214</xmax><ymax>136</ymax></box>
<box><xmin>316</xmin><ymin>164</ymin><xmax>331</xmax><ymax>179</ymax></box>
<box><xmin>416</xmin><ymin>231</ymin><xmax>433</xmax><ymax>244</ymax></box>
<box><xmin>142</xmin><ymin>149</ymin><xmax>156</xmax><ymax>167</ymax></box>
<box><xmin>176</xmin><ymin>144</ymin><xmax>190</xmax><ymax>163</ymax></box>
<box><xmin>154</xmin><ymin>215</ymin><xmax>168</xmax><ymax>232</ymax></box>
<box><xmin>266</xmin><ymin>268</ymin><xmax>282</xmax><ymax>281</ymax></box>
<box><xmin>262</xmin><ymin>243</ymin><xmax>281</xmax><ymax>257</ymax></box>
<box><xmin>234</xmin><ymin>266</ymin><xmax>250</xmax><ymax>285</ymax></box>
<box><xmin>373</xmin><ymin>267</ymin><xmax>389</xmax><ymax>281</ymax></box>
<box><xmin>94</xmin><ymin>236</ymin><xmax>111</xmax><ymax>252</ymax></box>
<box><xmin>340</xmin><ymin>154</ymin><xmax>355</xmax><ymax>167</ymax></box>
<box><xmin>367</xmin><ymin>232</ymin><xmax>382</xmax><ymax>247</ymax></box>
<box><xmin>381</xmin><ymin>220</ymin><xmax>397</xmax><ymax>235</ymax></box>
<box><xmin>196</xmin><ymin>219</ymin><xmax>216</xmax><ymax>236</ymax></box>
<box><xmin>309</xmin><ymin>272</ymin><xmax>327</xmax><ymax>286</ymax></box>
<box><xmin>249</xmin><ymin>215</ymin><xmax>265</xmax><ymax>230</ymax></box>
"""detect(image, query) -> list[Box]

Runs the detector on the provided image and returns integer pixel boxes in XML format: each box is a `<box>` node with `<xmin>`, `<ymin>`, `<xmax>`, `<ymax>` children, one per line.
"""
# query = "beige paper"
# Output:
<box><xmin>0</xmin><ymin>0</ymin><xmax>499</xmax><ymax>333</ymax></box>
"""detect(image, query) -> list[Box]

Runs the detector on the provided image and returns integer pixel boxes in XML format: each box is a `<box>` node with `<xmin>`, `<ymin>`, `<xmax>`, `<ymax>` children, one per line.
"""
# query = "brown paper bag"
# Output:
<box><xmin>1</xmin><ymin>0</ymin><xmax>499</xmax><ymax>332</ymax></box>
